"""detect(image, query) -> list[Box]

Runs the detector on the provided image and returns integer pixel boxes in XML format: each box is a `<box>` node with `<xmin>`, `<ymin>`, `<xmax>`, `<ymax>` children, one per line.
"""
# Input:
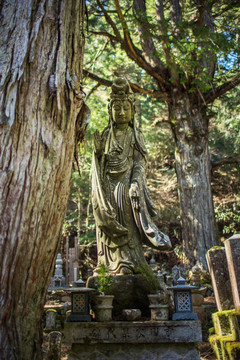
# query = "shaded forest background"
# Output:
<box><xmin>63</xmin><ymin>0</ymin><xmax>240</xmax><ymax>271</ymax></box>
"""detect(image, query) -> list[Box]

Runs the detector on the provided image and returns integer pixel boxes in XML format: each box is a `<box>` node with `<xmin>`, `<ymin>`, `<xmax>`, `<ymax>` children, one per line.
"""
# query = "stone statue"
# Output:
<box><xmin>92</xmin><ymin>77</ymin><xmax>171</xmax><ymax>275</ymax></box>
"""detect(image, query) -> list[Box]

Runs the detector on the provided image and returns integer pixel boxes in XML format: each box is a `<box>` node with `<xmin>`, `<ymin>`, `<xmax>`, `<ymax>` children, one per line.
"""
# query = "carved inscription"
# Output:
<box><xmin>64</xmin><ymin>321</ymin><xmax>202</xmax><ymax>345</ymax></box>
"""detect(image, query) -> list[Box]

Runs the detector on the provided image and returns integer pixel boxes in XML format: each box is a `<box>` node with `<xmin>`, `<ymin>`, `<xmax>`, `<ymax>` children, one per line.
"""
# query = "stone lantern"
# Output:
<box><xmin>168</xmin><ymin>277</ymin><xmax>198</xmax><ymax>320</ymax></box>
<box><xmin>67</xmin><ymin>280</ymin><xmax>95</xmax><ymax>322</ymax></box>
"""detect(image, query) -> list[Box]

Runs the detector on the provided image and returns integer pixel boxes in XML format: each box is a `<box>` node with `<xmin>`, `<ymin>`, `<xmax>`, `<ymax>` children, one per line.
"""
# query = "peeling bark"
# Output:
<box><xmin>0</xmin><ymin>1</ymin><xmax>86</xmax><ymax>359</ymax></box>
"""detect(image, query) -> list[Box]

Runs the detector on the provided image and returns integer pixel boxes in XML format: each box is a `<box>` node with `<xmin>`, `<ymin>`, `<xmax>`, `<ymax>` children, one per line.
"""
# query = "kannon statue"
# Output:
<box><xmin>92</xmin><ymin>77</ymin><xmax>171</xmax><ymax>275</ymax></box>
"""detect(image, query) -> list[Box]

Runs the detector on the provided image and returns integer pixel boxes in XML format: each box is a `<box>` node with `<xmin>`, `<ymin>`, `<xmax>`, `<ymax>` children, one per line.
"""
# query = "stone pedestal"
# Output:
<box><xmin>87</xmin><ymin>274</ymin><xmax>155</xmax><ymax>317</ymax></box>
<box><xmin>63</xmin><ymin>320</ymin><xmax>202</xmax><ymax>360</ymax></box>
<box><xmin>92</xmin><ymin>295</ymin><xmax>114</xmax><ymax>322</ymax></box>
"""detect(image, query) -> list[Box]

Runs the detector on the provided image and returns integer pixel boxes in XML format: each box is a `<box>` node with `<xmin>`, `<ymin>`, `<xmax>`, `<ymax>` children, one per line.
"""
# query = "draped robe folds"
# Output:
<box><xmin>92</xmin><ymin>126</ymin><xmax>171</xmax><ymax>274</ymax></box>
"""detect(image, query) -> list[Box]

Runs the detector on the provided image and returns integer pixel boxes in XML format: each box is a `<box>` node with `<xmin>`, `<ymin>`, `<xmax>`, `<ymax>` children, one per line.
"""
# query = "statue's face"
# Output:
<box><xmin>112</xmin><ymin>100</ymin><xmax>131</xmax><ymax>125</ymax></box>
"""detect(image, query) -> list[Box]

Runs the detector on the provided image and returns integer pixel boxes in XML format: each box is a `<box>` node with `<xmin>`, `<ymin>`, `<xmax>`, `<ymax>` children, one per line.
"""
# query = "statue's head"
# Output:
<box><xmin>108</xmin><ymin>77</ymin><xmax>135</xmax><ymax>126</ymax></box>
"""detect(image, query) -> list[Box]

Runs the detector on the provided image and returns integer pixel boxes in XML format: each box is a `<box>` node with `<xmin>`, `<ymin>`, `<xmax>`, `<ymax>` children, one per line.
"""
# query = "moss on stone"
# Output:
<box><xmin>136</xmin><ymin>262</ymin><xmax>160</xmax><ymax>293</ymax></box>
<box><xmin>46</xmin><ymin>308</ymin><xmax>57</xmax><ymax>313</ymax></box>
<box><xmin>209</xmin><ymin>246</ymin><xmax>224</xmax><ymax>252</ymax></box>
<box><xmin>209</xmin><ymin>327</ymin><xmax>215</xmax><ymax>335</ymax></box>
<box><xmin>210</xmin><ymin>309</ymin><xmax>240</xmax><ymax>360</ymax></box>
<box><xmin>226</xmin><ymin>342</ymin><xmax>240</xmax><ymax>360</ymax></box>
<box><xmin>209</xmin><ymin>335</ymin><xmax>224</xmax><ymax>359</ymax></box>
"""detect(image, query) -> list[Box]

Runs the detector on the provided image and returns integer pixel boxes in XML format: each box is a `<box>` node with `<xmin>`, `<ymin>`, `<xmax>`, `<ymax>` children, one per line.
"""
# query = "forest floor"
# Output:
<box><xmin>198</xmin><ymin>342</ymin><xmax>217</xmax><ymax>359</ymax></box>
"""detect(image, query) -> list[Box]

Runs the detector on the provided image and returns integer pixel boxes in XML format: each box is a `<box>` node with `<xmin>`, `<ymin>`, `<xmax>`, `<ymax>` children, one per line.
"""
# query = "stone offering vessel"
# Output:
<box><xmin>92</xmin><ymin>77</ymin><xmax>171</xmax><ymax>275</ymax></box>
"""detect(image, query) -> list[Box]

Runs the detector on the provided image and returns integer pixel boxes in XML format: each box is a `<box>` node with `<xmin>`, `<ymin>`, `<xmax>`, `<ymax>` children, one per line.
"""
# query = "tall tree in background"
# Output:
<box><xmin>0</xmin><ymin>1</ymin><xmax>87</xmax><ymax>359</ymax></box>
<box><xmin>85</xmin><ymin>0</ymin><xmax>240</xmax><ymax>269</ymax></box>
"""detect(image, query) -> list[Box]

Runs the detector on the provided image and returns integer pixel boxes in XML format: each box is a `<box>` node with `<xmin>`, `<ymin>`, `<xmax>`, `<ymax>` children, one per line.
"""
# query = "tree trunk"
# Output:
<box><xmin>0</xmin><ymin>1</ymin><xmax>86</xmax><ymax>359</ymax></box>
<box><xmin>77</xmin><ymin>188</ymin><xmax>81</xmax><ymax>239</ymax></box>
<box><xmin>169</xmin><ymin>92</ymin><xmax>219</xmax><ymax>269</ymax></box>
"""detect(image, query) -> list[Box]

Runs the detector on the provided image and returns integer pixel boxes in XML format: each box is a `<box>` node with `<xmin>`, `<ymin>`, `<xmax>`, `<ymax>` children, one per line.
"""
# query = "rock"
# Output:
<box><xmin>122</xmin><ymin>309</ymin><xmax>141</xmax><ymax>321</ymax></box>
<box><xmin>192</xmin><ymin>293</ymin><xmax>204</xmax><ymax>306</ymax></box>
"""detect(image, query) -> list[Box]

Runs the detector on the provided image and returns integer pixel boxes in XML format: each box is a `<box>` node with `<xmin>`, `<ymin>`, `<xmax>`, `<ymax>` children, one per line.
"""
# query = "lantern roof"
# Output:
<box><xmin>168</xmin><ymin>277</ymin><xmax>198</xmax><ymax>291</ymax></box>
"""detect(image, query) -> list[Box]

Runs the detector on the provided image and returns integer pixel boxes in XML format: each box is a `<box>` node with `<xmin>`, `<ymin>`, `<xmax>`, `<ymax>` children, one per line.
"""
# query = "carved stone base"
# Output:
<box><xmin>64</xmin><ymin>320</ymin><xmax>202</xmax><ymax>360</ymax></box>
<box><xmin>87</xmin><ymin>274</ymin><xmax>157</xmax><ymax>317</ymax></box>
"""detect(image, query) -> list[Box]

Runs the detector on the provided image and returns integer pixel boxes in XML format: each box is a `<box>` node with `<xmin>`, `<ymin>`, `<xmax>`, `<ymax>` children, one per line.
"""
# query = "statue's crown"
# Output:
<box><xmin>110</xmin><ymin>77</ymin><xmax>134</xmax><ymax>103</ymax></box>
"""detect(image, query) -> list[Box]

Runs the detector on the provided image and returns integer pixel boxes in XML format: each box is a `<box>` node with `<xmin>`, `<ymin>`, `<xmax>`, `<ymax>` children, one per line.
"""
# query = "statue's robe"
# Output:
<box><xmin>92</xmin><ymin>125</ymin><xmax>171</xmax><ymax>274</ymax></box>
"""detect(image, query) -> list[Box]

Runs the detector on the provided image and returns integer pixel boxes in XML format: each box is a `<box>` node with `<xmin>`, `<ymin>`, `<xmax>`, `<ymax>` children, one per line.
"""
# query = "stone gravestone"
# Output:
<box><xmin>206</xmin><ymin>247</ymin><xmax>234</xmax><ymax>311</ymax></box>
<box><xmin>45</xmin><ymin>310</ymin><xmax>56</xmax><ymax>329</ymax></box>
<box><xmin>48</xmin><ymin>331</ymin><xmax>61</xmax><ymax>360</ymax></box>
<box><xmin>225</xmin><ymin>234</ymin><xmax>240</xmax><ymax>311</ymax></box>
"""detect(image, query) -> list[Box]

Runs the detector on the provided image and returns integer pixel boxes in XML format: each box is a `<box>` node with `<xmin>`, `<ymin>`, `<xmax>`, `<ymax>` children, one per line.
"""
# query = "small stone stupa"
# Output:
<box><xmin>50</xmin><ymin>253</ymin><xmax>65</xmax><ymax>288</ymax></box>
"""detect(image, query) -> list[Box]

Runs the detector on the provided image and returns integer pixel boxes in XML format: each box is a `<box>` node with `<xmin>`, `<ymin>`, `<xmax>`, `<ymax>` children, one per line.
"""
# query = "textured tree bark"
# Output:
<box><xmin>0</xmin><ymin>1</ymin><xmax>86</xmax><ymax>359</ymax></box>
<box><xmin>169</xmin><ymin>92</ymin><xmax>218</xmax><ymax>269</ymax></box>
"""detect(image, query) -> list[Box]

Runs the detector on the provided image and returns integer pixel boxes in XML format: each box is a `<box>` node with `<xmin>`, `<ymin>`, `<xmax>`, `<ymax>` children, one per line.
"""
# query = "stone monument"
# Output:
<box><xmin>91</xmin><ymin>77</ymin><xmax>171</xmax><ymax>276</ymax></box>
<box><xmin>50</xmin><ymin>253</ymin><xmax>65</xmax><ymax>288</ymax></box>
<box><xmin>208</xmin><ymin>236</ymin><xmax>240</xmax><ymax>360</ymax></box>
<box><xmin>88</xmin><ymin>77</ymin><xmax>171</xmax><ymax>313</ymax></box>
<box><xmin>225</xmin><ymin>234</ymin><xmax>240</xmax><ymax>311</ymax></box>
<box><xmin>206</xmin><ymin>246</ymin><xmax>234</xmax><ymax>311</ymax></box>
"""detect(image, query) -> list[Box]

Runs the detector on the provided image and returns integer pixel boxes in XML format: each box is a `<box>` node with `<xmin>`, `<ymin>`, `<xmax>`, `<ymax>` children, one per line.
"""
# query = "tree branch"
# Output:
<box><xmin>96</xmin><ymin>0</ymin><xmax>122</xmax><ymax>41</ymax></box>
<box><xmin>195</xmin><ymin>0</ymin><xmax>208</xmax><ymax>26</ymax></box>
<box><xmin>88</xmin><ymin>30</ymin><xmax>118</xmax><ymax>43</ymax></box>
<box><xmin>205</xmin><ymin>73</ymin><xmax>240</xmax><ymax>105</ymax></box>
<box><xmin>94</xmin><ymin>1</ymin><xmax>169</xmax><ymax>88</ymax></box>
<box><xmin>211</xmin><ymin>154</ymin><xmax>240</xmax><ymax>169</ymax></box>
<box><xmin>83</xmin><ymin>70</ymin><xmax>169</xmax><ymax>101</ymax></box>
<box><xmin>83</xmin><ymin>70</ymin><xmax>112</xmax><ymax>87</ymax></box>
<box><xmin>155</xmin><ymin>0</ymin><xmax>171</xmax><ymax>63</ymax></box>
<box><xmin>155</xmin><ymin>0</ymin><xmax>179</xmax><ymax>85</ymax></box>
<box><xmin>212</xmin><ymin>1</ymin><xmax>240</xmax><ymax>19</ymax></box>
<box><xmin>114</xmin><ymin>0</ymin><xmax>134</xmax><ymax>49</ymax></box>
<box><xmin>85</xmin><ymin>83</ymin><xmax>101</xmax><ymax>101</ymax></box>
<box><xmin>133</xmin><ymin>0</ymin><xmax>166</xmax><ymax>72</ymax></box>
<box><xmin>85</xmin><ymin>38</ymin><xmax>109</xmax><ymax>67</ymax></box>
<box><xmin>113</xmin><ymin>0</ymin><xmax>169</xmax><ymax>87</ymax></box>
<box><xmin>170</xmin><ymin>0</ymin><xmax>182</xmax><ymax>28</ymax></box>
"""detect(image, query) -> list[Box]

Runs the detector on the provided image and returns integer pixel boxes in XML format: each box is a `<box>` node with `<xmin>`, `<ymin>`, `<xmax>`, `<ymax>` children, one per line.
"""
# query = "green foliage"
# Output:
<box><xmin>173</xmin><ymin>244</ymin><xmax>184</xmax><ymax>262</ymax></box>
<box><xmin>215</xmin><ymin>201</ymin><xmax>240</xmax><ymax>237</ymax></box>
<box><xmin>137</xmin><ymin>262</ymin><xmax>160</xmax><ymax>293</ymax></box>
<box><xmin>95</xmin><ymin>264</ymin><xmax>113</xmax><ymax>294</ymax></box>
<box><xmin>86</xmin><ymin>0</ymin><xmax>240</xmax><ymax>95</ymax></box>
<box><xmin>209</xmin><ymin>86</ymin><xmax>240</xmax><ymax>156</ymax></box>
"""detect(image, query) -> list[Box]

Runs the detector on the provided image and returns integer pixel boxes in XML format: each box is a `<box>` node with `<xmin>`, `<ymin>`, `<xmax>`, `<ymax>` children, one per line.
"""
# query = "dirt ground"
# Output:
<box><xmin>198</xmin><ymin>342</ymin><xmax>217</xmax><ymax>359</ymax></box>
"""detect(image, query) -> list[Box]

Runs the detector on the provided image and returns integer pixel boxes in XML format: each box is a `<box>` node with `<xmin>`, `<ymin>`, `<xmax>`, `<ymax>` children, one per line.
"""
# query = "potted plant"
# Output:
<box><xmin>92</xmin><ymin>264</ymin><xmax>114</xmax><ymax>322</ymax></box>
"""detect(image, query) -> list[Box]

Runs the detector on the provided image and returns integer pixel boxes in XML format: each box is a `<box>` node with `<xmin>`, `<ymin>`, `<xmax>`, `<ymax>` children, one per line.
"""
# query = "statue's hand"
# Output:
<box><xmin>93</xmin><ymin>130</ymin><xmax>102</xmax><ymax>154</ymax></box>
<box><xmin>129</xmin><ymin>182</ymin><xmax>140</xmax><ymax>210</ymax></box>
